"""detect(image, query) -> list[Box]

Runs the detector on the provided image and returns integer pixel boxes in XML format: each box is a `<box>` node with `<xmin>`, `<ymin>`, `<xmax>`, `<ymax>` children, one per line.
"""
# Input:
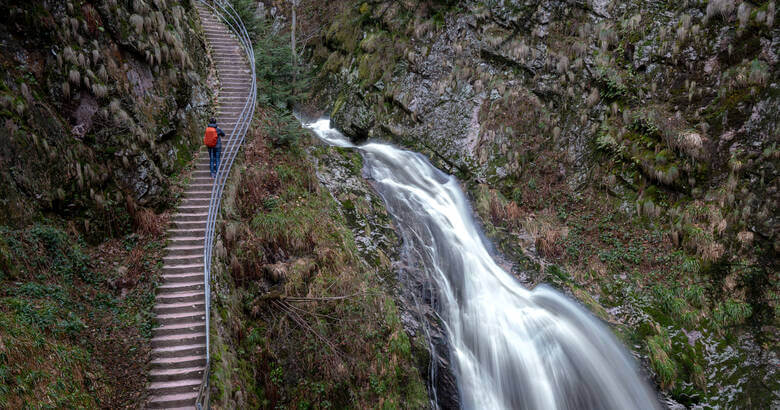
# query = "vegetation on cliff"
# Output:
<box><xmin>208</xmin><ymin>117</ymin><xmax>427</xmax><ymax>408</ymax></box>
<box><xmin>1</xmin><ymin>0</ymin><xmax>212</xmax><ymax>405</ymax></box>
<box><xmin>308</xmin><ymin>0</ymin><xmax>778</xmax><ymax>406</ymax></box>
<box><xmin>1</xmin><ymin>0</ymin><xmax>210</xmax><ymax>233</ymax></box>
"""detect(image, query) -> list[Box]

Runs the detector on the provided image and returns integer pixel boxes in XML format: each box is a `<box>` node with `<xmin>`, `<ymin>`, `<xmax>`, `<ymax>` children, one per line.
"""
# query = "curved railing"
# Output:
<box><xmin>196</xmin><ymin>0</ymin><xmax>256</xmax><ymax>408</ymax></box>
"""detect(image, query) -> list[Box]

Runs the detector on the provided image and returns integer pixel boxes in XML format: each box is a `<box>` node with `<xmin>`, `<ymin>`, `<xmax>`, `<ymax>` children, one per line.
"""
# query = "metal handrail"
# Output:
<box><xmin>196</xmin><ymin>0</ymin><xmax>256</xmax><ymax>408</ymax></box>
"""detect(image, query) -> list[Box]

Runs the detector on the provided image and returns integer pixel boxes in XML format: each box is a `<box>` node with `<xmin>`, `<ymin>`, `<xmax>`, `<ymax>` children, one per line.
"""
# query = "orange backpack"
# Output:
<box><xmin>204</xmin><ymin>126</ymin><xmax>218</xmax><ymax>148</ymax></box>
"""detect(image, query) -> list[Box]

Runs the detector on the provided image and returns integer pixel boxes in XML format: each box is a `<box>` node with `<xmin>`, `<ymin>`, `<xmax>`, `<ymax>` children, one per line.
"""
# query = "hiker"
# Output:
<box><xmin>204</xmin><ymin>118</ymin><xmax>225</xmax><ymax>178</ymax></box>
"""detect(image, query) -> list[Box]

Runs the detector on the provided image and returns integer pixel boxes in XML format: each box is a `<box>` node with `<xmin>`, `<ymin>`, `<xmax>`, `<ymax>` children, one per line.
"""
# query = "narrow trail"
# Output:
<box><xmin>145</xmin><ymin>4</ymin><xmax>252</xmax><ymax>408</ymax></box>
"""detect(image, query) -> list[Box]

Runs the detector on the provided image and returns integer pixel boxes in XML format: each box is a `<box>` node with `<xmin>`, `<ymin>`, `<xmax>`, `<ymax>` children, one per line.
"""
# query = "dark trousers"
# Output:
<box><xmin>208</xmin><ymin>146</ymin><xmax>221</xmax><ymax>176</ymax></box>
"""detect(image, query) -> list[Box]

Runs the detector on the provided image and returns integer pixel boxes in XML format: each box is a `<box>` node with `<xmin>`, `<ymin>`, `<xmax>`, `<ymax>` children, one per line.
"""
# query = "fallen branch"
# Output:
<box><xmin>271</xmin><ymin>299</ymin><xmax>345</xmax><ymax>362</ymax></box>
<box><xmin>257</xmin><ymin>290</ymin><xmax>366</xmax><ymax>303</ymax></box>
<box><xmin>284</xmin><ymin>292</ymin><xmax>364</xmax><ymax>302</ymax></box>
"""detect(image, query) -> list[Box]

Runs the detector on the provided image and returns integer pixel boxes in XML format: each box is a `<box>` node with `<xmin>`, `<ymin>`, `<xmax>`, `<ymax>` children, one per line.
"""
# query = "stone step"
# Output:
<box><xmin>219</xmin><ymin>87</ymin><xmax>250</xmax><ymax>94</ymax></box>
<box><xmin>155</xmin><ymin>310</ymin><xmax>206</xmax><ymax>326</ymax></box>
<box><xmin>191</xmin><ymin>167</ymin><xmax>216</xmax><ymax>173</ymax></box>
<box><xmin>149</xmin><ymin>366</ymin><xmax>205</xmax><ymax>382</ymax></box>
<box><xmin>219</xmin><ymin>71</ymin><xmax>252</xmax><ymax>79</ymax></box>
<box><xmin>175</xmin><ymin>205</ymin><xmax>209</xmax><ymax>215</ymax></box>
<box><xmin>218</xmin><ymin>68</ymin><xmax>251</xmax><ymax>74</ymax></box>
<box><xmin>152</xmin><ymin>300</ymin><xmax>205</xmax><ymax>315</ymax></box>
<box><xmin>210</xmin><ymin>45</ymin><xmax>241</xmax><ymax>51</ymax></box>
<box><xmin>147</xmin><ymin>391</ymin><xmax>199</xmax><ymax>408</ymax></box>
<box><xmin>147</xmin><ymin>380</ymin><xmax>200</xmax><ymax>397</ymax></box>
<box><xmin>161</xmin><ymin>272</ymin><xmax>204</xmax><ymax>284</ymax></box>
<box><xmin>208</xmin><ymin>39</ymin><xmax>242</xmax><ymax>45</ymax></box>
<box><xmin>180</xmin><ymin>197</ymin><xmax>211</xmax><ymax>207</ymax></box>
<box><xmin>162</xmin><ymin>263</ymin><xmax>204</xmax><ymax>276</ymax></box>
<box><xmin>151</xmin><ymin>344</ymin><xmax>206</xmax><ymax>360</ymax></box>
<box><xmin>186</xmin><ymin>182</ymin><xmax>215</xmax><ymax>189</ymax></box>
<box><xmin>151</xmin><ymin>332</ymin><xmax>206</xmax><ymax>348</ymax></box>
<box><xmin>158</xmin><ymin>281</ymin><xmax>204</xmax><ymax>294</ymax></box>
<box><xmin>170</xmin><ymin>224</ymin><xmax>211</xmax><ymax>237</ymax></box>
<box><xmin>219</xmin><ymin>79</ymin><xmax>252</xmax><ymax>85</ymax></box>
<box><xmin>217</xmin><ymin>113</ymin><xmax>251</xmax><ymax>119</ymax></box>
<box><xmin>217</xmin><ymin>91</ymin><xmax>251</xmax><ymax>97</ymax></box>
<box><xmin>166</xmin><ymin>245</ymin><xmax>204</xmax><ymax>258</ymax></box>
<box><xmin>210</xmin><ymin>48</ymin><xmax>245</xmax><ymax>54</ymax></box>
<box><xmin>150</xmin><ymin>355</ymin><xmax>207</xmax><ymax>370</ymax></box>
<box><xmin>218</xmin><ymin>72</ymin><xmax>251</xmax><ymax>77</ymax></box>
<box><xmin>181</xmin><ymin>190</ymin><xmax>212</xmax><ymax>198</ymax></box>
<box><xmin>173</xmin><ymin>194</ymin><xmax>209</xmax><ymax>205</ymax></box>
<box><xmin>153</xmin><ymin>322</ymin><xmax>206</xmax><ymax>337</ymax></box>
<box><xmin>163</xmin><ymin>254</ymin><xmax>203</xmax><ymax>265</ymax></box>
<box><xmin>171</xmin><ymin>212</ymin><xmax>208</xmax><ymax>223</ymax></box>
<box><xmin>219</xmin><ymin>83</ymin><xmax>250</xmax><ymax>89</ymax></box>
<box><xmin>168</xmin><ymin>229</ymin><xmax>205</xmax><ymax>238</ymax></box>
<box><xmin>213</xmin><ymin>55</ymin><xmax>246</xmax><ymax>62</ymax></box>
<box><xmin>204</xmin><ymin>34</ymin><xmax>237</xmax><ymax>40</ymax></box>
<box><xmin>217</xmin><ymin>99</ymin><xmax>250</xmax><ymax>105</ymax></box>
<box><xmin>168</xmin><ymin>235</ymin><xmax>205</xmax><ymax>246</ymax></box>
<box><xmin>217</xmin><ymin>66</ymin><xmax>251</xmax><ymax>71</ymax></box>
<box><xmin>215</xmin><ymin>64</ymin><xmax>251</xmax><ymax>70</ymax></box>
<box><xmin>216</xmin><ymin>98</ymin><xmax>253</xmax><ymax>103</ymax></box>
<box><xmin>217</xmin><ymin>95</ymin><xmax>252</xmax><ymax>100</ymax></box>
<box><xmin>156</xmin><ymin>290</ymin><xmax>205</xmax><ymax>304</ymax></box>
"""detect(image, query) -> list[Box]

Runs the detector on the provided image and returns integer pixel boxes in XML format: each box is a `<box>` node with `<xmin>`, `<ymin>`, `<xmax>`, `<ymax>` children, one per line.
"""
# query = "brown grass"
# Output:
<box><xmin>520</xmin><ymin>212</ymin><xmax>569</xmax><ymax>259</ymax></box>
<box><xmin>487</xmin><ymin>190</ymin><xmax>523</xmax><ymax>229</ymax></box>
<box><xmin>135</xmin><ymin>208</ymin><xmax>165</xmax><ymax>237</ymax></box>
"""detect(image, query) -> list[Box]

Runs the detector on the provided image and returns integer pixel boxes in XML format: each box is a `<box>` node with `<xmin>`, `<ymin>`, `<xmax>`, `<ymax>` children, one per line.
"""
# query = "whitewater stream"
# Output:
<box><xmin>305</xmin><ymin>119</ymin><xmax>660</xmax><ymax>410</ymax></box>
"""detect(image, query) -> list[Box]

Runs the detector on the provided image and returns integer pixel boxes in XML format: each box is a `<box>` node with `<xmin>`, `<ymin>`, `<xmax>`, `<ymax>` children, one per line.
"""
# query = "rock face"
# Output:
<box><xmin>309</xmin><ymin>0</ymin><xmax>779</xmax><ymax>407</ymax></box>
<box><xmin>0</xmin><ymin>0</ymin><xmax>212</xmax><ymax>235</ymax></box>
<box><xmin>331</xmin><ymin>91</ymin><xmax>376</xmax><ymax>142</ymax></box>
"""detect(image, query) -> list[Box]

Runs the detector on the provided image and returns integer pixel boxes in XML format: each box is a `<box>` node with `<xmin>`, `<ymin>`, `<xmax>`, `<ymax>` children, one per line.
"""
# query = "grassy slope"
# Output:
<box><xmin>0</xmin><ymin>221</ymin><xmax>166</xmax><ymax>407</ymax></box>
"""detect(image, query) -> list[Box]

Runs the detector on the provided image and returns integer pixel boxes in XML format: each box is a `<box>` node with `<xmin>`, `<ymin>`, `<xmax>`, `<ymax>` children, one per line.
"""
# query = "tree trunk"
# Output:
<box><xmin>291</xmin><ymin>0</ymin><xmax>297</xmax><ymax>94</ymax></box>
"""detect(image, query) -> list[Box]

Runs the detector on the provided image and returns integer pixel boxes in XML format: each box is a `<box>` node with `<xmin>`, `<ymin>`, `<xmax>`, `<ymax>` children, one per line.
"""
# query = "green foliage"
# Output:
<box><xmin>228</xmin><ymin>0</ymin><xmax>311</xmax><ymax>109</ymax></box>
<box><xmin>646</xmin><ymin>332</ymin><xmax>677</xmax><ymax>389</ymax></box>
<box><xmin>262</xmin><ymin>111</ymin><xmax>309</xmax><ymax>147</ymax></box>
<box><xmin>254</xmin><ymin>21</ymin><xmax>310</xmax><ymax>109</ymax></box>
<box><xmin>712</xmin><ymin>299</ymin><xmax>752</xmax><ymax>328</ymax></box>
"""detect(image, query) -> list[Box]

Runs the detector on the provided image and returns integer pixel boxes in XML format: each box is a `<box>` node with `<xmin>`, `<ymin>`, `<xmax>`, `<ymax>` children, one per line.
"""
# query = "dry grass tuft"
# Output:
<box><xmin>522</xmin><ymin>215</ymin><xmax>569</xmax><ymax>259</ymax></box>
<box><xmin>135</xmin><ymin>208</ymin><xmax>164</xmax><ymax>237</ymax></box>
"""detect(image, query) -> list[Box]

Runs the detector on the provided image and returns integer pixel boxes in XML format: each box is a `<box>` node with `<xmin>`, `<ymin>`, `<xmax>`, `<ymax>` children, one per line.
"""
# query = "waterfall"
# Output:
<box><xmin>305</xmin><ymin>118</ymin><xmax>660</xmax><ymax>410</ymax></box>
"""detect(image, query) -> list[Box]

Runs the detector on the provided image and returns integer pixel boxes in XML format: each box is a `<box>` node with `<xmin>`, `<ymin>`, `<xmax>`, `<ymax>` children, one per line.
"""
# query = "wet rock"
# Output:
<box><xmin>331</xmin><ymin>92</ymin><xmax>375</xmax><ymax>142</ymax></box>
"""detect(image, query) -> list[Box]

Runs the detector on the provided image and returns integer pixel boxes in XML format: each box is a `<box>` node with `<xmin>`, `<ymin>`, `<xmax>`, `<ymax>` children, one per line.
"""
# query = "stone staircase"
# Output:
<box><xmin>145</xmin><ymin>3</ymin><xmax>253</xmax><ymax>409</ymax></box>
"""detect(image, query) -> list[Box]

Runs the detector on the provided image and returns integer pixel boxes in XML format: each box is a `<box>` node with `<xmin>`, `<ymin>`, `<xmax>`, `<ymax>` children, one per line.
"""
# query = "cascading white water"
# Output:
<box><xmin>305</xmin><ymin>118</ymin><xmax>660</xmax><ymax>410</ymax></box>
